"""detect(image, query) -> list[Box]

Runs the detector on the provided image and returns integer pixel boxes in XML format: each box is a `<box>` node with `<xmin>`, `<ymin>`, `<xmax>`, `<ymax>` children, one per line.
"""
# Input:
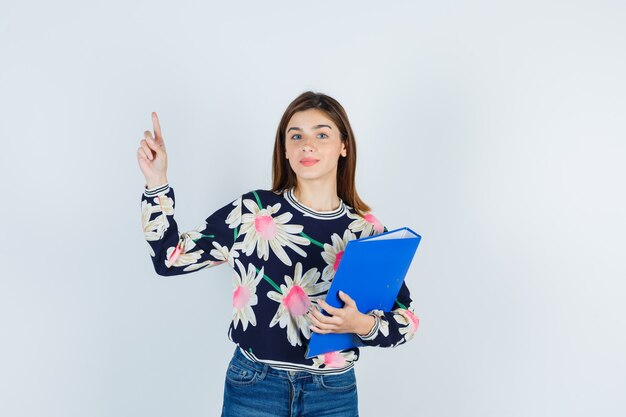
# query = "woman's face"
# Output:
<box><xmin>284</xmin><ymin>108</ymin><xmax>347</xmax><ymax>185</ymax></box>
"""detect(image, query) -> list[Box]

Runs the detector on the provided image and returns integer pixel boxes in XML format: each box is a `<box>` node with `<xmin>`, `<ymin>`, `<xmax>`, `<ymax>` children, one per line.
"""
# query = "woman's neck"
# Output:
<box><xmin>293</xmin><ymin>180</ymin><xmax>341</xmax><ymax>212</ymax></box>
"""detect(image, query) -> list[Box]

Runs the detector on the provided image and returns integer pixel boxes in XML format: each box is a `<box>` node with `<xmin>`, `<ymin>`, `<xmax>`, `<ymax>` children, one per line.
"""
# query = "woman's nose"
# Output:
<box><xmin>301</xmin><ymin>136</ymin><xmax>315</xmax><ymax>151</ymax></box>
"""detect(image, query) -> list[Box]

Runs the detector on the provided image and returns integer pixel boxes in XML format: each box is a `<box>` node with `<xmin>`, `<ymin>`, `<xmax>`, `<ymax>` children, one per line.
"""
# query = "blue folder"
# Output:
<box><xmin>305</xmin><ymin>227</ymin><xmax>422</xmax><ymax>358</ymax></box>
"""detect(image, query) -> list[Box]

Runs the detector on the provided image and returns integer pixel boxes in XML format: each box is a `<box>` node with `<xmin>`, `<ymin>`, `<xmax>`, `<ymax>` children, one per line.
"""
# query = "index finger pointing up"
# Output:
<box><xmin>152</xmin><ymin>112</ymin><xmax>163</xmax><ymax>143</ymax></box>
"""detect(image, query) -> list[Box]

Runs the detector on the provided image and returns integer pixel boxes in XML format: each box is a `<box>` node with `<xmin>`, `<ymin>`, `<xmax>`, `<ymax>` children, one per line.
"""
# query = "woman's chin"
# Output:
<box><xmin>295</xmin><ymin>171</ymin><xmax>333</xmax><ymax>182</ymax></box>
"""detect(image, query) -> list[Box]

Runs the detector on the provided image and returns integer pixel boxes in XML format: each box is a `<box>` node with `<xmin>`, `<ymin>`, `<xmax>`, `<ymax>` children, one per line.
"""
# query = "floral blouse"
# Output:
<box><xmin>141</xmin><ymin>183</ymin><xmax>419</xmax><ymax>374</ymax></box>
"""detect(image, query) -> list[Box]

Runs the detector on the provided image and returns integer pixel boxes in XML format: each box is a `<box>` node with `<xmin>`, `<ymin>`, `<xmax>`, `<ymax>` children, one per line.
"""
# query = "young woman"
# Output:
<box><xmin>137</xmin><ymin>91</ymin><xmax>420</xmax><ymax>416</ymax></box>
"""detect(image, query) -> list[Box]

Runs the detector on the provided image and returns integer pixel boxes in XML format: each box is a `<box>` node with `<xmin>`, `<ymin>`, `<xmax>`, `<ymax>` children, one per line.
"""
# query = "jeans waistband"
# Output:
<box><xmin>231</xmin><ymin>347</ymin><xmax>328</xmax><ymax>380</ymax></box>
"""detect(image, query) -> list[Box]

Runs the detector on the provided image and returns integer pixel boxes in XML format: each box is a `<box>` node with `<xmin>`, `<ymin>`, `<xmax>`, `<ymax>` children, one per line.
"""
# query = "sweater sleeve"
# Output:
<box><xmin>356</xmin><ymin>281</ymin><xmax>420</xmax><ymax>347</ymax></box>
<box><xmin>141</xmin><ymin>183</ymin><xmax>242</xmax><ymax>276</ymax></box>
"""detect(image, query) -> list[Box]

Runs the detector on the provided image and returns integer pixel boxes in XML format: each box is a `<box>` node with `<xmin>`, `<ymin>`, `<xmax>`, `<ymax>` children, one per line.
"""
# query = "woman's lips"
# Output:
<box><xmin>300</xmin><ymin>159</ymin><xmax>319</xmax><ymax>167</ymax></box>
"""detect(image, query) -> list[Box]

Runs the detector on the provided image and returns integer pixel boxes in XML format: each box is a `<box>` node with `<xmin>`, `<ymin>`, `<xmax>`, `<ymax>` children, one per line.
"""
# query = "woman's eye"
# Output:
<box><xmin>290</xmin><ymin>133</ymin><xmax>328</xmax><ymax>140</ymax></box>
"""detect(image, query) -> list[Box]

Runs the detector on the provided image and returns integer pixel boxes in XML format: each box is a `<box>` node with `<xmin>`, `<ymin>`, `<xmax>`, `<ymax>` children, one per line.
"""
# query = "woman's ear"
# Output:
<box><xmin>341</xmin><ymin>143</ymin><xmax>347</xmax><ymax>157</ymax></box>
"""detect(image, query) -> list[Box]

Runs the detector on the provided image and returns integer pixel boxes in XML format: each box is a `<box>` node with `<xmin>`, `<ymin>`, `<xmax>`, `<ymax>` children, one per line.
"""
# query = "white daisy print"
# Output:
<box><xmin>153</xmin><ymin>194</ymin><xmax>174</xmax><ymax>215</ymax></box>
<box><xmin>312</xmin><ymin>350</ymin><xmax>357</xmax><ymax>369</ymax></box>
<box><xmin>368</xmin><ymin>309</ymin><xmax>390</xmax><ymax>338</ymax></box>
<box><xmin>320</xmin><ymin>229</ymin><xmax>356</xmax><ymax>282</ymax></box>
<box><xmin>164</xmin><ymin>234</ymin><xmax>205</xmax><ymax>268</ymax></box>
<box><xmin>267</xmin><ymin>263</ymin><xmax>330</xmax><ymax>346</ymax></box>
<box><xmin>239</xmin><ymin>198</ymin><xmax>310</xmax><ymax>266</ymax></box>
<box><xmin>142</xmin><ymin>194</ymin><xmax>175</xmax><ymax>241</ymax></box>
<box><xmin>393</xmin><ymin>308</ymin><xmax>420</xmax><ymax>341</ymax></box>
<box><xmin>182</xmin><ymin>259</ymin><xmax>222</xmax><ymax>272</ymax></box>
<box><xmin>179</xmin><ymin>229</ymin><xmax>204</xmax><ymax>250</ymax></box>
<box><xmin>209</xmin><ymin>241</ymin><xmax>240</xmax><ymax>268</ymax></box>
<box><xmin>231</xmin><ymin>260</ymin><xmax>264</xmax><ymax>331</ymax></box>
<box><xmin>177</xmin><ymin>227</ymin><xmax>228</xmax><ymax>271</ymax></box>
<box><xmin>226</xmin><ymin>196</ymin><xmax>242</xmax><ymax>229</ymax></box>
<box><xmin>347</xmin><ymin>211</ymin><xmax>384</xmax><ymax>237</ymax></box>
<box><xmin>141</xmin><ymin>200</ymin><xmax>169</xmax><ymax>241</ymax></box>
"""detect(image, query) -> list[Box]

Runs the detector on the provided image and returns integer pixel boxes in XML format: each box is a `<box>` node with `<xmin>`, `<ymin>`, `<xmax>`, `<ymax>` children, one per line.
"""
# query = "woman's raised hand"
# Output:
<box><xmin>137</xmin><ymin>112</ymin><xmax>169</xmax><ymax>189</ymax></box>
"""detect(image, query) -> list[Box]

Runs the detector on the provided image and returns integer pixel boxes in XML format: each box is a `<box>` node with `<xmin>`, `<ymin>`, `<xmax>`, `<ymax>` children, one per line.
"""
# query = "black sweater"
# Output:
<box><xmin>141</xmin><ymin>184</ymin><xmax>419</xmax><ymax>374</ymax></box>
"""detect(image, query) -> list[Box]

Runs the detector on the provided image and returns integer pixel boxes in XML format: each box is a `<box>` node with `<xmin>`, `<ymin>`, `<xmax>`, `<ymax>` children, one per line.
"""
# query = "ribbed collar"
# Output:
<box><xmin>283</xmin><ymin>188</ymin><xmax>347</xmax><ymax>220</ymax></box>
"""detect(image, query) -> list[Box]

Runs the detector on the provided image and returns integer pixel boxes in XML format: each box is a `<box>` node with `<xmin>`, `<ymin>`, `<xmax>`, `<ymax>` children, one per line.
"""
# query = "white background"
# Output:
<box><xmin>1</xmin><ymin>1</ymin><xmax>625</xmax><ymax>416</ymax></box>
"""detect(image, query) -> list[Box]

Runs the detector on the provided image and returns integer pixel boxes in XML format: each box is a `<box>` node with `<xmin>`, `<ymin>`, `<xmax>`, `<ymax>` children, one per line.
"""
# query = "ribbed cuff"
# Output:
<box><xmin>357</xmin><ymin>313</ymin><xmax>380</xmax><ymax>341</ymax></box>
<box><xmin>144</xmin><ymin>183</ymin><xmax>170</xmax><ymax>197</ymax></box>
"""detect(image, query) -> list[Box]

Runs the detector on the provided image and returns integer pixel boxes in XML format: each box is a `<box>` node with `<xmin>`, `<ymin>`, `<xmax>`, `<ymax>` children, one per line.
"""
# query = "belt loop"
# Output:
<box><xmin>258</xmin><ymin>362</ymin><xmax>269</xmax><ymax>380</ymax></box>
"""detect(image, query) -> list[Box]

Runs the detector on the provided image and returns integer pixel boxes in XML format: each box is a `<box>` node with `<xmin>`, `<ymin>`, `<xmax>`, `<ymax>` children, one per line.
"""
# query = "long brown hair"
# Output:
<box><xmin>271</xmin><ymin>91</ymin><xmax>371</xmax><ymax>217</ymax></box>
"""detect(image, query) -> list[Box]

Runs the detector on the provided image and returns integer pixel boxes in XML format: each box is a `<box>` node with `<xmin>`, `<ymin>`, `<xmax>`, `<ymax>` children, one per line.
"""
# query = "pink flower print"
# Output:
<box><xmin>364</xmin><ymin>213</ymin><xmax>384</xmax><ymax>234</ymax></box>
<box><xmin>394</xmin><ymin>308</ymin><xmax>420</xmax><ymax>341</ymax></box>
<box><xmin>283</xmin><ymin>285</ymin><xmax>311</xmax><ymax>316</ymax></box>
<box><xmin>233</xmin><ymin>285</ymin><xmax>251</xmax><ymax>309</ymax></box>
<box><xmin>164</xmin><ymin>238</ymin><xmax>204</xmax><ymax>269</ymax></box>
<box><xmin>231</xmin><ymin>260</ymin><xmax>263</xmax><ymax>331</ymax></box>
<box><xmin>321</xmin><ymin>230</ymin><xmax>356</xmax><ymax>282</ymax></box>
<box><xmin>267</xmin><ymin>263</ymin><xmax>331</xmax><ymax>346</ymax></box>
<box><xmin>322</xmin><ymin>351</ymin><xmax>346</xmax><ymax>368</ymax></box>
<box><xmin>347</xmin><ymin>211</ymin><xmax>385</xmax><ymax>237</ymax></box>
<box><xmin>312</xmin><ymin>350</ymin><xmax>357</xmax><ymax>369</ymax></box>
<box><xmin>254</xmin><ymin>215</ymin><xmax>277</xmax><ymax>240</ymax></box>
<box><xmin>168</xmin><ymin>242</ymin><xmax>183</xmax><ymax>264</ymax></box>
<box><xmin>163</xmin><ymin>232</ymin><xmax>207</xmax><ymax>269</ymax></box>
<box><xmin>333</xmin><ymin>250</ymin><xmax>344</xmax><ymax>271</ymax></box>
<box><xmin>399</xmin><ymin>309</ymin><xmax>420</xmax><ymax>332</ymax></box>
<box><xmin>239</xmin><ymin>199</ymin><xmax>309</xmax><ymax>266</ymax></box>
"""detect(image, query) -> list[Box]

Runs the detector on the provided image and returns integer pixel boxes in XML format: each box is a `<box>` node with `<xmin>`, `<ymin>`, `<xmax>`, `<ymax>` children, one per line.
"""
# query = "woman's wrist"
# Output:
<box><xmin>146</xmin><ymin>177</ymin><xmax>169</xmax><ymax>189</ymax></box>
<box><xmin>354</xmin><ymin>313</ymin><xmax>376</xmax><ymax>336</ymax></box>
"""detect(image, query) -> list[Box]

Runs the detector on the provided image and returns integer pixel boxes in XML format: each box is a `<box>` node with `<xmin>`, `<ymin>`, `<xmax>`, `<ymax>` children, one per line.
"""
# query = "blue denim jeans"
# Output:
<box><xmin>221</xmin><ymin>348</ymin><xmax>359</xmax><ymax>417</ymax></box>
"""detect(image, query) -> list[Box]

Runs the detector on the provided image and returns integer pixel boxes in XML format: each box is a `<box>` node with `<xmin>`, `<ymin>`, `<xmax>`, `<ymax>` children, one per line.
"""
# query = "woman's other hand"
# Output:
<box><xmin>309</xmin><ymin>291</ymin><xmax>376</xmax><ymax>336</ymax></box>
<box><xmin>137</xmin><ymin>112</ymin><xmax>168</xmax><ymax>188</ymax></box>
